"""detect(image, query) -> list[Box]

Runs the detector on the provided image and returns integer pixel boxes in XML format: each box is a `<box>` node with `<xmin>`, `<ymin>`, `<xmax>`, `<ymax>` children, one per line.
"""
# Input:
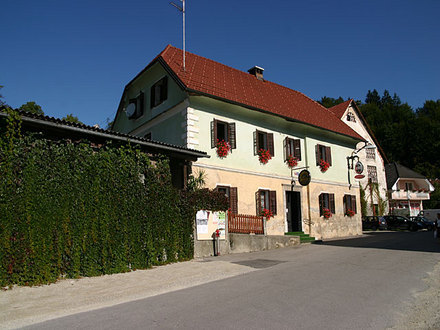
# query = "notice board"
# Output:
<box><xmin>196</xmin><ymin>210</ymin><xmax>226</xmax><ymax>240</ymax></box>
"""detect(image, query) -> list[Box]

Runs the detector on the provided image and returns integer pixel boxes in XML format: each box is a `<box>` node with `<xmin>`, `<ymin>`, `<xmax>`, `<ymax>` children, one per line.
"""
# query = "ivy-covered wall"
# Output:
<box><xmin>0</xmin><ymin>110</ymin><xmax>217</xmax><ymax>287</ymax></box>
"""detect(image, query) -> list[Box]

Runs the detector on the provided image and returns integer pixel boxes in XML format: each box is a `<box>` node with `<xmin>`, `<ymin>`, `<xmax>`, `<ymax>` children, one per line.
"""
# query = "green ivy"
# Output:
<box><xmin>0</xmin><ymin>111</ymin><xmax>225</xmax><ymax>287</ymax></box>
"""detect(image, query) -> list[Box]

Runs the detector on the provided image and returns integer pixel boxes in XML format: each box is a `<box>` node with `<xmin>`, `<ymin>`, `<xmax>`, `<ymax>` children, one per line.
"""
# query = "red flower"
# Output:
<box><xmin>346</xmin><ymin>209</ymin><xmax>355</xmax><ymax>217</ymax></box>
<box><xmin>216</xmin><ymin>139</ymin><xmax>231</xmax><ymax>158</ymax></box>
<box><xmin>319</xmin><ymin>159</ymin><xmax>330</xmax><ymax>172</ymax></box>
<box><xmin>323</xmin><ymin>208</ymin><xmax>332</xmax><ymax>219</ymax></box>
<box><xmin>286</xmin><ymin>155</ymin><xmax>298</xmax><ymax>168</ymax></box>
<box><xmin>258</xmin><ymin>149</ymin><xmax>272</xmax><ymax>164</ymax></box>
<box><xmin>261</xmin><ymin>208</ymin><xmax>273</xmax><ymax>220</ymax></box>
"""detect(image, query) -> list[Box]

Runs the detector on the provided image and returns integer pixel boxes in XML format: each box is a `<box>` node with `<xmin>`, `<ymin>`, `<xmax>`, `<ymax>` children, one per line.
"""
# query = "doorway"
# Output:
<box><xmin>286</xmin><ymin>191</ymin><xmax>302</xmax><ymax>232</ymax></box>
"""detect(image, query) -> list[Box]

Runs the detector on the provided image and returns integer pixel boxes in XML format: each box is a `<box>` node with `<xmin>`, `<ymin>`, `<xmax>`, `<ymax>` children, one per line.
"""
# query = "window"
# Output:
<box><xmin>253</xmin><ymin>130</ymin><xmax>274</xmax><ymax>156</ymax></box>
<box><xmin>210</xmin><ymin>119</ymin><xmax>236</xmax><ymax>149</ymax></box>
<box><xmin>150</xmin><ymin>76</ymin><xmax>168</xmax><ymax>108</ymax></box>
<box><xmin>127</xmin><ymin>92</ymin><xmax>144</xmax><ymax>119</ymax></box>
<box><xmin>366</xmin><ymin>148</ymin><xmax>376</xmax><ymax>160</ymax></box>
<box><xmin>255</xmin><ymin>189</ymin><xmax>277</xmax><ymax>216</ymax></box>
<box><xmin>405</xmin><ymin>182</ymin><xmax>413</xmax><ymax>191</ymax></box>
<box><xmin>216</xmin><ymin>186</ymin><xmax>238</xmax><ymax>214</ymax></box>
<box><xmin>284</xmin><ymin>137</ymin><xmax>301</xmax><ymax>161</ymax></box>
<box><xmin>343</xmin><ymin>195</ymin><xmax>357</xmax><ymax>215</ymax></box>
<box><xmin>319</xmin><ymin>193</ymin><xmax>335</xmax><ymax>216</ymax></box>
<box><xmin>315</xmin><ymin>144</ymin><xmax>332</xmax><ymax>166</ymax></box>
<box><xmin>346</xmin><ymin>111</ymin><xmax>356</xmax><ymax>122</ymax></box>
<box><xmin>367</xmin><ymin>165</ymin><xmax>378</xmax><ymax>183</ymax></box>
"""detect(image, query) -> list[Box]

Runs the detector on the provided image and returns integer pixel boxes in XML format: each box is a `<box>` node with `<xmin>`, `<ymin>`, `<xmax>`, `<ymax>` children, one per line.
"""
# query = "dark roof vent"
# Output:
<box><xmin>248</xmin><ymin>66</ymin><xmax>264</xmax><ymax>81</ymax></box>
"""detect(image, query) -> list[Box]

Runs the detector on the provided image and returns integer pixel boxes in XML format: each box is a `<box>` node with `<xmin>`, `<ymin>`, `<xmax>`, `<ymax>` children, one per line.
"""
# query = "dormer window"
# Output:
<box><xmin>127</xmin><ymin>92</ymin><xmax>144</xmax><ymax>119</ymax></box>
<box><xmin>346</xmin><ymin>111</ymin><xmax>356</xmax><ymax>122</ymax></box>
<box><xmin>150</xmin><ymin>76</ymin><xmax>168</xmax><ymax>108</ymax></box>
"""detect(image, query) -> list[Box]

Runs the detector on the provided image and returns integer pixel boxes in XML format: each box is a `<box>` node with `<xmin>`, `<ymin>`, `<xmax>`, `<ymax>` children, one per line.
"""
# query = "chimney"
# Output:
<box><xmin>248</xmin><ymin>66</ymin><xmax>264</xmax><ymax>81</ymax></box>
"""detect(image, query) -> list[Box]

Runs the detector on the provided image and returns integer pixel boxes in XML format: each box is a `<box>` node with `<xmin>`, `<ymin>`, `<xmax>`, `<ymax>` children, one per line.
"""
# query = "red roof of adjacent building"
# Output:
<box><xmin>328</xmin><ymin>99</ymin><xmax>352</xmax><ymax>118</ymax></box>
<box><xmin>135</xmin><ymin>45</ymin><xmax>364</xmax><ymax>141</ymax></box>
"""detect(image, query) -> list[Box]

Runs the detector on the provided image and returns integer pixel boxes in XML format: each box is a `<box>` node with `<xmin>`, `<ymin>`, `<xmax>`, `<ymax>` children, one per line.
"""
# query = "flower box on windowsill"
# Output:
<box><xmin>319</xmin><ymin>159</ymin><xmax>330</xmax><ymax>172</ymax></box>
<box><xmin>216</xmin><ymin>139</ymin><xmax>231</xmax><ymax>158</ymax></box>
<box><xmin>258</xmin><ymin>149</ymin><xmax>272</xmax><ymax>164</ymax></box>
<box><xmin>323</xmin><ymin>208</ymin><xmax>332</xmax><ymax>219</ymax></box>
<box><xmin>286</xmin><ymin>155</ymin><xmax>298</xmax><ymax>168</ymax></box>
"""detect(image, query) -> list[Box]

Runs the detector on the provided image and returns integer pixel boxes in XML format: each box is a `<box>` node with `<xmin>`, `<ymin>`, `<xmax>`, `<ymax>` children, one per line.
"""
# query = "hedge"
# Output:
<box><xmin>0</xmin><ymin>109</ymin><xmax>227</xmax><ymax>287</ymax></box>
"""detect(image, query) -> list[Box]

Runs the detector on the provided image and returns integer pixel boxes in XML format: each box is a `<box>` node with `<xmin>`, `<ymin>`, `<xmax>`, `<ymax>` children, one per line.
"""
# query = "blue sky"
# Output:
<box><xmin>1</xmin><ymin>0</ymin><xmax>439</xmax><ymax>126</ymax></box>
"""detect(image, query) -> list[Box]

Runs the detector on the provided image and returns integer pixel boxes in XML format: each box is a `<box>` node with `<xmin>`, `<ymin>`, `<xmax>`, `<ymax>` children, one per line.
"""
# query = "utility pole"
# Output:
<box><xmin>170</xmin><ymin>0</ymin><xmax>186</xmax><ymax>71</ymax></box>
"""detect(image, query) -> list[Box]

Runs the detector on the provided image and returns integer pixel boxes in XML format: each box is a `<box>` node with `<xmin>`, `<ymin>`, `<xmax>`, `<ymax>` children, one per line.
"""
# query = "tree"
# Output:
<box><xmin>62</xmin><ymin>114</ymin><xmax>83</xmax><ymax>124</ymax></box>
<box><xmin>318</xmin><ymin>96</ymin><xmax>345</xmax><ymax>108</ymax></box>
<box><xmin>0</xmin><ymin>85</ymin><xmax>4</xmax><ymax>106</ymax></box>
<box><xmin>19</xmin><ymin>101</ymin><xmax>44</xmax><ymax>115</ymax></box>
<box><xmin>365</xmin><ymin>89</ymin><xmax>380</xmax><ymax>105</ymax></box>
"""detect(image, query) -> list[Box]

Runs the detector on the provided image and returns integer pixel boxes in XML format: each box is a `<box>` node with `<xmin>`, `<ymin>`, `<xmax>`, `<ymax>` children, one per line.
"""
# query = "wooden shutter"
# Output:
<box><xmin>343</xmin><ymin>195</ymin><xmax>347</xmax><ymax>214</ymax></box>
<box><xmin>269</xmin><ymin>190</ymin><xmax>277</xmax><ymax>215</ymax></box>
<box><xmin>352</xmin><ymin>195</ymin><xmax>357</xmax><ymax>214</ymax></box>
<box><xmin>255</xmin><ymin>190</ymin><xmax>261</xmax><ymax>215</ymax></box>
<box><xmin>329</xmin><ymin>194</ymin><xmax>335</xmax><ymax>214</ymax></box>
<box><xmin>161</xmin><ymin>76</ymin><xmax>168</xmax><ymax>102</ymax></box>
<box><xmin>319</xmin><ymin>193</ymin><xmax>323</xmax><ymax>216</ymax></box>
<box><xmin>230</xmin><ymin>187</ymin><xmax>238</xmax><ymax>214</ymax></box>
<box><xmin>316</xmin><ymin>144</ymin><xmax>321</xmax><ymax>165</ymax></box>
<box><xmin>210</xmin><ymin>120</ymin><xmax>217</xmax><ymax>148</ymax></box>
<box><xmin>150</xmin><ymin>84</ymin><xmax>155</xmax><ymax>108</ymax></box>
<box><xmin>268</xmin><ymin>133</ymin><xmax>274</xmax><ymax>156</ymax></box>
<box><xmin>228</xmin><ymin>123</ymin><xmax>236</xmax><ymax>149</ymax></box>
<box><xmin>284</xmin><ymin>137</ymin><xmax>288</xmax><ymax>161</ymax></box>
<box><xmin>253</xmin><ymin>131</ymin><xmax>258</xmax><ymax>155</ymax></box>
<box><xmin>294</xmin><ymin>139</ymin><xmax>301</xmax><ymax>161</ymax></box>
<box><xmin>326</xmin><ymin>146</ymin><xmax>332</xmax><ymax>166</ymax></box>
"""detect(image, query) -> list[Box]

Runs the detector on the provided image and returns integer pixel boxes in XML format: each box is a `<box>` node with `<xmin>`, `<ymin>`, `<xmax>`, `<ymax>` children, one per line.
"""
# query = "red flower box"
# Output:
<box><xmin>319</xmin><ymin>159</ymin><xmax>330</xmax><ymax>172</ymax></box>
<box><xmin>216</xmin><ymin>139</ymin><xmax>231</xmax><ymax>158</ymax></box>
<box><xmin>286</xmin><ymin>155</ymin><xmax>298</xmax><ymax>168</ymax></box>
<box><xmin>323</xmin><ymin>208</ymin><xmax>332</xmax><ymax>219</ymax></box>
<box><xmin>346</xmin><ymin>209</ymin><xmax>355</xmax><ymax>217</ymax></box>
<box><xmin>258</xmin><ymin>148</ymin><xmax>272</xmax><ymax>164</ymax></box>
<box><xmin>261</xmin><ymin>208</ymin><xmax>273</xmax><ymax>220</ymax></box>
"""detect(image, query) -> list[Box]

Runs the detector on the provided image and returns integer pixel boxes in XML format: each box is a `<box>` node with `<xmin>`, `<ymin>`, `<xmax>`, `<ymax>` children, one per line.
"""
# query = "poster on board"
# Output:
<box><xmin>196</xmin><ymin>210</ymin><xmax>226</xmax><ymax>240</ymax></box>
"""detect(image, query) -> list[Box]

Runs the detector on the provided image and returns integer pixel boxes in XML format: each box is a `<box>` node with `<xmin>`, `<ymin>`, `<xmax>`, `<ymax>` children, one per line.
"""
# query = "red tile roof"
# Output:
<box><xmin>152</xmin><ymin>45</ymin><xmax>363</xmax><ymax>141</ymax></box>
<box><xmin>328</xmin><ymin>99</ymin><xmax>352</xmax><ymax>118</ymax></box>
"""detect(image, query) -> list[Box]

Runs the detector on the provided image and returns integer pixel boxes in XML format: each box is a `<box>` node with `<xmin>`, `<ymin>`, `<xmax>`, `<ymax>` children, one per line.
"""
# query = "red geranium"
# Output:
<box><xmin>346</xmin><ymin>209</ymin><xmax>355</xmax><ymax>217</ymax></box>
<box><xmin>261</xmin><ymin>208</ymin><xmax>273</xmax><ymax>220</ymax></box>
<box><xmin>319</xmin><ymin>159</ymin><xmax>330</xmax><ymax>172</ymax></box>
<box><xmin>216</xmin><ymin>139</ymin><xmax>231</xmax><ymax>158</ymax></box>
<box><xmin>323</xmin><ymin>208</ymin><xmax>332</xmax><ymax>219</ymax></box>
<box><xmin>258</xmin><ymin>149</ymin><xmax>272</xmax><ymax>164</ymax></box>
<box><xmin>286</xmin><ymin>155</ymin><xmax>298</xmax><ymax>168</ymax></box>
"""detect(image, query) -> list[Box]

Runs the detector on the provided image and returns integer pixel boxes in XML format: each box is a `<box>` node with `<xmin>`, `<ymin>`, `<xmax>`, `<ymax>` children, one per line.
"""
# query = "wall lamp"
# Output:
<box><xmin>347</xmin><ymin>142</ymin><xmax>376</xmax><ymax>188</ymax></box>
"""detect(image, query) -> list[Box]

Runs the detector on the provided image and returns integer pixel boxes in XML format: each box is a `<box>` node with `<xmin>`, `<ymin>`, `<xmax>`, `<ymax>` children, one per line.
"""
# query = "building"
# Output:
<box><xmin>329</xmin><ymin>100</ymin><xmax>389</xmax><ymax>216</ymax></box>
<box><xmin>385</xmin><ymin>162</ymin><xmax>434</xmax><ymax>216</ymax></box>
<box><xmin>112</xmin><ymin>45</ymin><xmax>367</xmax><ymax>239</ymax></box>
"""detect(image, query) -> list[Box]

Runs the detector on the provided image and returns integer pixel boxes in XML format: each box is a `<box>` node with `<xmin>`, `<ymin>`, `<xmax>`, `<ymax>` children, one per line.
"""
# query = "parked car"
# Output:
<box><xmin>409</xmin><ymin>216</ymin><xmax>435</xmax><ymax>231</ymax></box>
<box><xmin>362</xmin><ymin>216</ymin><xmax>387</xmax><ymax>231</ymax></box>
<box><xmin>382</xmin><ymin>215</ymin><xmax>418</xmax><ymax>231</ymax></box>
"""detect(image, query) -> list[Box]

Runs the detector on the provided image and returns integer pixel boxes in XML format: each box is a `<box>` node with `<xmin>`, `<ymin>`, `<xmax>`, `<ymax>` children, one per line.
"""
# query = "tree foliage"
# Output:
<box><xmin>62</xmin><ymin>113</ymin><xmax>83</xmax><ymax>124</ymax></box>
<box><xmin>18</xmin><ymin>101</ymin><xmax>44</xmax><ymax>115</ymax></box>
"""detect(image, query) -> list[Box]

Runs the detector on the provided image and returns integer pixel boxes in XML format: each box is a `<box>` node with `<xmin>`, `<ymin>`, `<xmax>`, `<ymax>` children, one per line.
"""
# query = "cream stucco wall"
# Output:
<box><xmin>342</xmin><ymin>103</ymin><xmax>389</xmax><ymax>215</ymax></box>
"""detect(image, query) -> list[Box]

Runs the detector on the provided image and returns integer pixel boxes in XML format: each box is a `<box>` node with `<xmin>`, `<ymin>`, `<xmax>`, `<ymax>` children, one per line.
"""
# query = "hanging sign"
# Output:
<box><xmin>355</xmin><ymin>161</ymin><xmax>364</xmax><ymax>174</ymax></box>
<box><xmin>354</xmin><ymin>174</ymin><xmax>365</xmax><ymax>179</ymax></box>
<box><xmin>298</xmin><ymin>170</ymin><xmax>311</xmax><ymax>186</ymax></box>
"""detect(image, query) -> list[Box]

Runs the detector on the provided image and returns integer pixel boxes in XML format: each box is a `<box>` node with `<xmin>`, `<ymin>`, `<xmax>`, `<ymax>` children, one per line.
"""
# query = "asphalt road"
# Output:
<box><xmin>25</xmin><ymin>231</ymin><xmax>440</xmax><ymax>330</ymax></box>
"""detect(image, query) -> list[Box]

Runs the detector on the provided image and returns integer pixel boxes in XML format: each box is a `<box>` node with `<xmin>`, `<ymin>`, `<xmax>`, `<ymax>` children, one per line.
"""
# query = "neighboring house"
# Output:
<box><xmin>329</xmin><ymin>100</ymin><xmax>389</xmax><ymax>216</ymax></box>
<box><xmin>112</xmin><ymin>45</ymin><xmax>367</xmax><ymax>239</ymax></box>
<box><xmin>0</xmin><ymin>108</ymin><xmax>207</xmax><ymax>189</ymax></box>
<box><xmin>385</xmin><ymin>162</ymin><xmax>434</xmax><ymax>216</ymax></box>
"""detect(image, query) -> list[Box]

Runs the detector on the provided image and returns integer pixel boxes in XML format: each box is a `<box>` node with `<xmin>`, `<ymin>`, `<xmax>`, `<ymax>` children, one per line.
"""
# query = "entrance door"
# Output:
<box><xmin>286</xmin><ymin>191</ymin><xmax>302</xmax><ymax>232</ymax></box>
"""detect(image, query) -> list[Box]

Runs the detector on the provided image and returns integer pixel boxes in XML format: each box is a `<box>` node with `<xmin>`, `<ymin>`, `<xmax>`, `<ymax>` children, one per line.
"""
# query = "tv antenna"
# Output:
<box><xmin>170</xmin><ymin>0</ymin><xmax>185</xmax><ymax>71</ymax></box>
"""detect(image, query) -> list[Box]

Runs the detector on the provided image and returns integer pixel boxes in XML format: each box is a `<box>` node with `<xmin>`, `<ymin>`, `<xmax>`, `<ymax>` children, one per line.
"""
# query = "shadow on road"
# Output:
<box><xmin>318</xmin><ymin>231</ymin><xmax>440</xmax><ymax>253</ymax></box>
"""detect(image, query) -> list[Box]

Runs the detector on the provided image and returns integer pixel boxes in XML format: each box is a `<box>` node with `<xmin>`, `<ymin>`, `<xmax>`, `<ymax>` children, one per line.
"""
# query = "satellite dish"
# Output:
<box><xmin>125</xmin><ymin>103</ymin><xmax>136</xmax><ymax>118</ymax></box>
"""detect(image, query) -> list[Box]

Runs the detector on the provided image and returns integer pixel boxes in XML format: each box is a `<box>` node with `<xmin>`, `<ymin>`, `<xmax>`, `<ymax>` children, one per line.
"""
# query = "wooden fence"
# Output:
<box><xmin>228</xmin><ymin>212</ymin><xmax>264</xmax><ymax>234</ymax></box>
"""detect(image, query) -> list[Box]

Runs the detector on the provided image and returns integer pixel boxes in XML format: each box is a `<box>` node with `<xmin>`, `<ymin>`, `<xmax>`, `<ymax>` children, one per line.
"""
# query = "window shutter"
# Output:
<box><xmin>150</xmin><ymin>85</ymin><xmax>155</xmax><ymax>109</ymax></box>
<box><xmin>326</xmin><ymin>146</ymin><xmax>332</xmax><ymax>166</ymax></box>
<box><xmin>316</xmin><ymin>144</ymin><xmax>321</xmax><ymax>165</ymax></box>
<box><xmin>284</xmin><ymin>137</ymin><xmax>288</xmax><ymax>162</ymax></box>
<box><xmin>269</xmin><ymin>190</ymin><xmax>277</xmax><ymax>215</ymax></box>
<box><xmin>319</xmin><ymin>193</ymin><xmax>323</xmax><ymax>216</ymax></box>
<box><xmin>329</xmin><ymin>194</ymin><xmax>335</xmax><ymax>214</ymax></box>
<box><xmin>343</xmin><ymin>195</ymin><xmax>347</xmax><ymax>214</ymax></box>
<box><xmin>230</xmin><ymin>187</ymin><xmax>238</xmax><ymax>214</ymax></box>
<box><xmin>228</xmin><ymin>123</ymin><xmax>236</xmax><ymax>149</ymax></box>
<box><xmin>253</xmin><ymin>131</ymin><xmax>258</xmax><ymax>155</ymax></box>
<box><xmin>136</xmin><ymin>92</ymin><xmax>144</xmax><ymax>117</ymax></box>
<box><xmin>294</xmin><ymin>139</ymin><xmax>301</xmax><ymax>161</ymax></box>
<box><xmin>162</xmin><ymin>76</ymin><xmax>168</xmax><ymax>102</ymax></box>
<box><xmin>352</xmin><ymin>195</ymin><xmax>357</xmax><ymax>214</ymax></box>
<box><xmin>210</xmin><ymin>120</ymin><xmax>216</xmax><ymax>148</ymax></box>
<box><xmin>268</xmin><ymin>133</ymin><xmax>274</xmax><ymax>156</ymax></box>
<box><xmin>255</xmin><ymin>190</ymin><xmax>261</xmax><ymax>215</ymax></box>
